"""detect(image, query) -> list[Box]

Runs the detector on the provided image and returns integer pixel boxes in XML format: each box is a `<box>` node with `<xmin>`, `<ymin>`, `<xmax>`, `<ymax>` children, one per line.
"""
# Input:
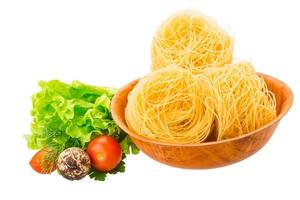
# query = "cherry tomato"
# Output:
<box><xmin>87</xmin><ymin>135</ymin><xmax>122</xmax><ymax>172</ymax></box>
<box><xmin>29</xmin><ymin>149</ymin><xmax>56</xmax><ymax>174</ymax></box>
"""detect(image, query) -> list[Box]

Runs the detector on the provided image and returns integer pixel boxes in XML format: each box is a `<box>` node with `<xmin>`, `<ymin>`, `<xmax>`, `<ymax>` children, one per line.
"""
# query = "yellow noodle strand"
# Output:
<box><xmin>151</xmin><ymin>10</ymin><xmax>234</xmax><ymax>74</ymax></box>
<box><xmin>125</xmin><ymin>63</ymin><xmax>276</xmax><ymax>144</ymax></box>
<box><xmin>125</xmin><ymin>66</ymin><xmax>215</xmax><ymax>144</ymax></box>
<box><xmin>202</xmin><ymin>62</ymin><xmax>277</xmax><ymax>140</ymax></box>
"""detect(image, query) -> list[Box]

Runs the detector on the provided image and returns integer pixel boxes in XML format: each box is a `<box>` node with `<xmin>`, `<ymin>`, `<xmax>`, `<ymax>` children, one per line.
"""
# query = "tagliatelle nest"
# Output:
<box><xmin>151</xmin><ymin>10</ymin><xmax>234</xmax><ymax>74</ymax></box>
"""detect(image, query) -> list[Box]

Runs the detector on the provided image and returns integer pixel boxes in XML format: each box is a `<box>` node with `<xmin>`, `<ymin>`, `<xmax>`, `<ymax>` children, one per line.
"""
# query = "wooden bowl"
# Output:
<box><xmin>111</xmin><ymin>73</ymin><xmax>293</xmax><ymax>169</ymax></box>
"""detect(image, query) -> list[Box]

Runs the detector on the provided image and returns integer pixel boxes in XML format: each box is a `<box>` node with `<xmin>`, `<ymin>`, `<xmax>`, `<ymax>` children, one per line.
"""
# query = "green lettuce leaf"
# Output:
<box><xmin>26</xmin><ymin>80</ymin><xmax>139</xmax><ymax>181</ymax></box>
<box><xmin>26</xmin><ymin>80</ymin><xmax>128</xmax><ymax>149</ymax></box>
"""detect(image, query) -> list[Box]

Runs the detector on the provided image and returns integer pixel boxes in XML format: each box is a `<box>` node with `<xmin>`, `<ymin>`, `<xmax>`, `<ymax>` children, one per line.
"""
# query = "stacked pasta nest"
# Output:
<box><xmin>125</xmin><ymin>10</ymin><xmax>276</xmax><ymax>144</ymax></box>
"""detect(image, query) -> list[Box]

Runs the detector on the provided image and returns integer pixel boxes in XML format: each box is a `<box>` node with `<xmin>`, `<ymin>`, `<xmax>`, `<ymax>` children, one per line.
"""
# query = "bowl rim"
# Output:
<box><xmin>112</xmin><ymin>72</ymin><xmax>293</xmax><ymax>147</ymax></box>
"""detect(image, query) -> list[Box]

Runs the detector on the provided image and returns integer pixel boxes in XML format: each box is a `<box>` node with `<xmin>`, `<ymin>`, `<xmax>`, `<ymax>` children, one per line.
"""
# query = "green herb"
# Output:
<box><xmin>25</xmin><ymin>80</ymin><xmax>139</xmax><ymax>181</ymax></box>
<box><xmin>41</xmin><ymin>148</ymin><xmax>60</xmax><ymax>174</ymax></box>
<box><xmin>89</xmin><ymin>168</ymin><xmax>107</xmax><ymax>181</ymax></box>
<box><xmin>89</xmin><ymin>154</ymin><xmax>126</xmax><ymax>181</ymax></box>
<box><xmin>120</xmin><ymin>136</ymin><xmax>139</xmax><ymax>155</ymax></box>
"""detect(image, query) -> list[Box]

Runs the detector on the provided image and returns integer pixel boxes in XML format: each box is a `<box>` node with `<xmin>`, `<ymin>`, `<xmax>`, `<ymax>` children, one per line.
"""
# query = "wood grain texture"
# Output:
<box><xmin>111</xmin><ymin>73</ymin><xmax>293</xmax><ymax>169</ymax></box>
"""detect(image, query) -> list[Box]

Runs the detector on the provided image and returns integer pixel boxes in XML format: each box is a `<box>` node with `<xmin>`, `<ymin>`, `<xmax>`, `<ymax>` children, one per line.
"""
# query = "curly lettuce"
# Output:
<box><xmin>26</xmin><ymin>80</ymin><xmax>138</xmax><ymax>155</ymax></box>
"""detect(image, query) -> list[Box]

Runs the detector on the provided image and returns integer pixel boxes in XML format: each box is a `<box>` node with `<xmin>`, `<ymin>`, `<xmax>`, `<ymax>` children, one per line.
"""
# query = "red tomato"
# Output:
<box><xmin>29</xmin><ymin>149</ymin><xmax>56</xmax><ymax>174</ymax></box>
<box><xmin>87</xmin><ymin>135</ymin><xmax>122</xmax><ymax>172</ymax></box>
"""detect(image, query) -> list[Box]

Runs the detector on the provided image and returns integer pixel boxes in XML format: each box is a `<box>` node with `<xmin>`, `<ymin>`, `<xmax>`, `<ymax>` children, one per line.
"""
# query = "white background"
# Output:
<box><xmin>0</xmin><ymin>0</ymin><xmax>299</xmax><ymax>199</ymax></box>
